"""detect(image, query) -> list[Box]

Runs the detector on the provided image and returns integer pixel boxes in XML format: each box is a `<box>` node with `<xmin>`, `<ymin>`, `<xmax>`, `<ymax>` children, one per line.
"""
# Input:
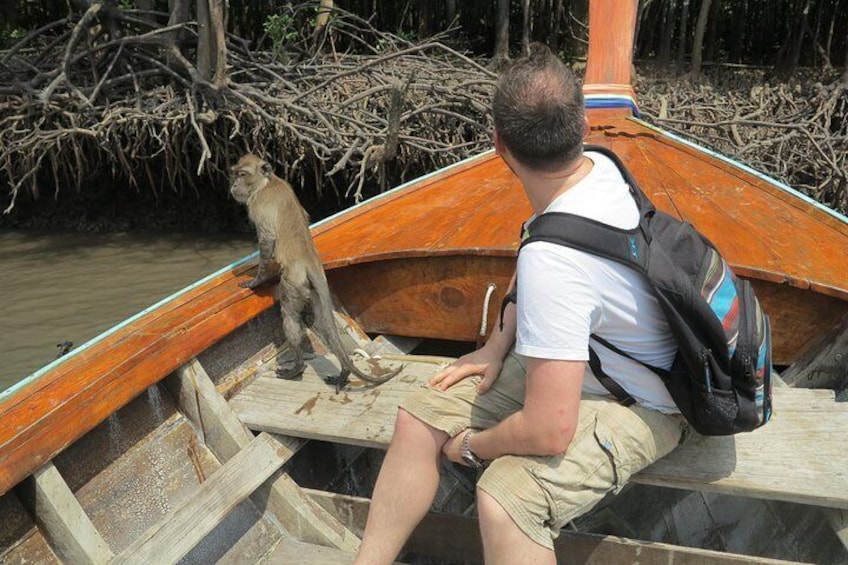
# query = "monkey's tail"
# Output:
<box><xmin>309</xmin><ymin>271</ymin><xmax>403</xmax><ymax>388</ymax></box>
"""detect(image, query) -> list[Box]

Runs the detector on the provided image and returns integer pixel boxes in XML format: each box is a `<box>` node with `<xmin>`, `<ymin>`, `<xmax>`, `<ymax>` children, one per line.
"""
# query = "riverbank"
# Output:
<box><xmin>3</xmin><ymin>65</ymin><xmax>845</xmax><ymax>235</ymax></box>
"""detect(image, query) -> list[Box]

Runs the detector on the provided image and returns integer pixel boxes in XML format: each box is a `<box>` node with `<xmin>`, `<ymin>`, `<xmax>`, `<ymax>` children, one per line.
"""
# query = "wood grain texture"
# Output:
<box><xmin>26</xmin><ymin>461</ymin><xmax>114</xmax><ymax>564</ymax></box>
<box><xmin>232</xmin><ymin>363</ymin><xmax>848</xmax><ymax>510</ymax></box>
<box><xmin>230</xmin><ymin>358</ymin><xmax>449</xmax><ymax>449</ymax></box>
<box><xmin>168</xmin><ymin>359</ymin><xmax>360</xmax><ymax>552</ymax></box>
<box><xmin>110</xmin><ymin>432</ymin><xmax>288</xmax><ymax>565</ymax></box>
<box><xmin>0</xmin><ymin>267</ymin><xmax>275</xmax><ymax>497</ymax></box>
<box><xmin>584</xmin><ymin>0</ymin><xmax>637</xmax><ymax>93</ymax></box>
<box><xmin>327</xmin><ymin>256</ymin><xmax>514</xmax><ymax>342</ymax></box>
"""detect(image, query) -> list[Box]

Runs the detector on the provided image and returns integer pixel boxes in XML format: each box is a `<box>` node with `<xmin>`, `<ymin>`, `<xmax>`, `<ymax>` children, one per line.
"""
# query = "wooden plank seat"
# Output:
<box><xmin>166</xmin><ymin>357</ymin><xmax>361</xmax><ymax>552</ymax></box>
<box><xmin>230</xmin><ymin>355</ymin><xmax>848</xmax><ymax>511</ymax></box>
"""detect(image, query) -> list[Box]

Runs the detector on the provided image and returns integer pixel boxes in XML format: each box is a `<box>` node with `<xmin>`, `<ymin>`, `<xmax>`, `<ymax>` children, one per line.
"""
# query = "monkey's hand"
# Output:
<box><xmin>239</xmin><ymin>277</ymin><xmax>264</xmax><ymax>289</ymax></box>
<box><xmin>239</xmin><ymin>272</ymin><xmax>277</xmax><ymax>289</ymax></box>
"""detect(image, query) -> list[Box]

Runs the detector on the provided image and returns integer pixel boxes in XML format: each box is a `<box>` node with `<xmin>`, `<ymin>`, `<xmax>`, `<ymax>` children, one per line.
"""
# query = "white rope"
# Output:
<box><xmin>479</xmin><ymin>283</ymin><xmax>497</xmax><ymax>337</ymax></box>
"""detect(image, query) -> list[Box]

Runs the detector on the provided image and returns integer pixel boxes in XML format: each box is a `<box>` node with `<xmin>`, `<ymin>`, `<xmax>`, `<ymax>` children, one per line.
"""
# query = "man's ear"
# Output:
<box><xmin>582</xmin><ymin>117</ymin><xmax>590</xmax><ymax>139</ymax></box>
<box><xmin>493</xmin><ymin>130</ymin><xmax>506</xmax><ymax>155</ymax></box>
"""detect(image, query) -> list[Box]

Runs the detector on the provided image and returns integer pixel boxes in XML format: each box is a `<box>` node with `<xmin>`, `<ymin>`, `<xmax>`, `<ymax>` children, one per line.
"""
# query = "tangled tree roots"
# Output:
<box><xmin>0</xmin><ymin>6</ymin><xmax>496</xmax><ymax>215</ymax></box>
<box><xmin>637</xmin><ymin>71</ymin><xmax>848</xmax><ymax>214</ymax></box>
<box><xmin>0</xmin><ymin>4</ymin><xmax>846</xmax><ymax>220</ymax></box>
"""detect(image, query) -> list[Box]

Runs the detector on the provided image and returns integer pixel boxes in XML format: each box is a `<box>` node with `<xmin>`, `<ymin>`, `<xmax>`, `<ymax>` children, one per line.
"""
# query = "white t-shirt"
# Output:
<box><xmin>514</xmin><ymin>150</ymin><xmax>679</xmax><ymax>412</ymax></box>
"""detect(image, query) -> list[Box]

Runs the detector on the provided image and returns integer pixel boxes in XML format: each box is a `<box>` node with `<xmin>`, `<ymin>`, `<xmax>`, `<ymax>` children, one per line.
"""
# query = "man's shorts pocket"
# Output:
<box><xmin>591</xmin><ymin>415</ymin><xmax>633</xmax><ymax>493</ymax></box>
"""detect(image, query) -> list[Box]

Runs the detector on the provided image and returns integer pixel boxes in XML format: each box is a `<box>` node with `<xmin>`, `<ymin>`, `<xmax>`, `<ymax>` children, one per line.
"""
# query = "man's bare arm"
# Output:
<box><xmin>444</xmin><ymin>357</ymin><xmax>584</xmax><ymax>461</ymax></box>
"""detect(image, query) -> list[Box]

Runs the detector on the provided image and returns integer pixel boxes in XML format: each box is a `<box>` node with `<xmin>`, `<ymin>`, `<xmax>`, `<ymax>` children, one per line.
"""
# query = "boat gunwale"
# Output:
<box><xmin>630</xmin><ymin>115</ymin><xmax>848</xmax><ymax>228</ymax></box>
<box><xmin>0</xmin><ymin>268</ymin><xmax>276</xmax><ymax>496</ymax></box>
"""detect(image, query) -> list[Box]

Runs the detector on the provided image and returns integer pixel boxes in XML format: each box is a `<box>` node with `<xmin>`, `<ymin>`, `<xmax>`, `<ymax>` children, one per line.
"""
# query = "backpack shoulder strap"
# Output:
<box><xmin>518</xmin><ymin>146</ymin><xmax>670</xmax><ymax>405</ymax></box>
<box><xmin>522</xmin><ymin>213</ymin><xmax>650</xmax><ymax>274</ymax></box>
<box><xmin>520</xmin><ymin>146</ymin><xmax>654</xmax><ymax>273</ymax></box>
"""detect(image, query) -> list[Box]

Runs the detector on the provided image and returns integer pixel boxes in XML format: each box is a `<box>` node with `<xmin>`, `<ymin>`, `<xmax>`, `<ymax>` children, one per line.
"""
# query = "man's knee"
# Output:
<box><xmin>476</xmin><ymin>488</ymin><xmax>514</xmax><ymax>529</ymax></box>
<box><xmin>393</xmin><ymin>408</ymin><xmax>448</xmax><ymax>449</ymax></box>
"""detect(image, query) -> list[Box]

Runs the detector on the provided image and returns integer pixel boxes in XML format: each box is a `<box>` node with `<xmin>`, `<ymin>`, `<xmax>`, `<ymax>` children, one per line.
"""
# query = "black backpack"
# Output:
<box><xmin>517</xmin><ymin>145</ymin><xmax>773</xmax><ymax>436</ymax></box>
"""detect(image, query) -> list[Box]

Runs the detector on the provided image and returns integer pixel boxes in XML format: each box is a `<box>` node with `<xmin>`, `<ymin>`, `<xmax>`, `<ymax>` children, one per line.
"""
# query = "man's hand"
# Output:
<box><xmin>429</xmin><ymin>347</ymin><xmax>504</xmax><ymax>393</ymax></box>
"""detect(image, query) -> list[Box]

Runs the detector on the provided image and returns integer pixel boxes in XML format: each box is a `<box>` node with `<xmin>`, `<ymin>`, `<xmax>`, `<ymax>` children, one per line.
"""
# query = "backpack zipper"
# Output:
<box><xmin>733</xmin><ymin>280</ymin><xmax>756</xmax><ymax>381</ymax></box>
<box><xmin>702</xmin><ymin>351</ymin><xmax>713</xmax><ymax>393</ymax></box>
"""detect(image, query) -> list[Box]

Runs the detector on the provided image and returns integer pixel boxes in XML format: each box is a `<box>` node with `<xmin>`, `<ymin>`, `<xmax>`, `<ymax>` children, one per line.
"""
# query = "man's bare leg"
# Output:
<box><xmin>354</xmin><ymin>409</ymin><xmax>448</xmax><ymax>565</ymax></box>
<box><xmin>477</xmin><ymin>489</ymin><xmax>556</xmax><ymax>565</ymax></box>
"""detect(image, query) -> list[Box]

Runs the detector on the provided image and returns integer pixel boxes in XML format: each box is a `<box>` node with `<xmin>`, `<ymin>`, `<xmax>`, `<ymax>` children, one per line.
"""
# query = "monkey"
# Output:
<box><xmin>230</xmin><ymin>154</ymin><xmax>402</xmax><ymax>392</ymax></box>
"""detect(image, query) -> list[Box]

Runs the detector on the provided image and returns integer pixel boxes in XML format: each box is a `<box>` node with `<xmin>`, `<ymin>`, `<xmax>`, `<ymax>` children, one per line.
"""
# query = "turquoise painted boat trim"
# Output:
<box><xmin>1</xmin><ymin>150</ymin><xmax>496</xmax><ymax>399</ymax></box>
<box><xmin>0</xmin><ymin>253</ymin><xmax>257</xmax><ymax>401</ymax></box>
<box><xmin>634</xmin><ymin>117</ymin><xmax>848</xmax><ymax>225</ymax></box>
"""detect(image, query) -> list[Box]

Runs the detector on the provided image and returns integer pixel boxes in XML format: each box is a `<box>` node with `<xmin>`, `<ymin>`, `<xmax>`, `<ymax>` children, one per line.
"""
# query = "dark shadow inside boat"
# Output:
<box><xmin>0</xmin><ymin>492</ymin><xmax>35</xmax><ymax>559</ymax></box>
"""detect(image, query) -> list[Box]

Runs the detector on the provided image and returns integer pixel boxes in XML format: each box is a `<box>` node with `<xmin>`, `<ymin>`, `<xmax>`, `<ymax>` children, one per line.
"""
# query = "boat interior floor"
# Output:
<box><xmin>2</xmin><ymin>309</ymin><xmax>847</xmax><ymax>564</ymax></box>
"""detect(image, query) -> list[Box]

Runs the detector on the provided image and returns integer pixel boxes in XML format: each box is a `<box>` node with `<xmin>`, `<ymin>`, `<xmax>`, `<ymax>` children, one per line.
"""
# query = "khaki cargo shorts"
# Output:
<box><xmin>401</xmin><ymin>350</ymin><xmax>687</xmax><ymax>550</ymax></box>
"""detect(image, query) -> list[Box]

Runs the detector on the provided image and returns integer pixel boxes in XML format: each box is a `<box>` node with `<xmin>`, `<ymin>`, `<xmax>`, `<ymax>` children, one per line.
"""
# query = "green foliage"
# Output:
<box><xmin>263</xmin><ymin>13</ymin><xmax>298</xmax><ymax>61</ymax></box>
<box><xmin>0</xmin><ymin>26</ymin><xmax>26</xmax><ymax>49</ymax></box>
<box><xmin>395</xmin><ymin>29</ymin><xmax>417</xmax><ymax>43</ymax></box>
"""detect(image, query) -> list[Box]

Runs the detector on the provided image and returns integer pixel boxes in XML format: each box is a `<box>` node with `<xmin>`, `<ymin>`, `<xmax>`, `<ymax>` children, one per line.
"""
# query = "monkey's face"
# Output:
<box><xmin>230</xmin><ymin>154</ymin><xmax>271</xmax><ymax>204</ymax></box>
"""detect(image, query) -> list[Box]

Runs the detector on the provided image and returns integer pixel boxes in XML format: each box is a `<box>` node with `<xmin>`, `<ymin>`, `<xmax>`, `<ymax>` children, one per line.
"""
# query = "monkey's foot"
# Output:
<box><xmin>324</xmin><ymin>373</ymin><xmax>350</xmax><ymax>394</ymax></box>
<box><xmin>276</xmin><ymin>361</ymin><xmax>305</xmax><ymax>380</ymax></box>
<box><xmin>239</xmin><ymin>278</ymin><xmax>261</xmax><ymax>289</ymax></box>
<box><xmin>239</xmin><ymin>273</ymin><xmax>277</xmax><ymax>289</ymax></box>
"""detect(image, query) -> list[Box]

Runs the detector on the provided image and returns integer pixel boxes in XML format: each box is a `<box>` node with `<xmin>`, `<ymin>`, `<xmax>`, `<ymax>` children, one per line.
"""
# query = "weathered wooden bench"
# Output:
<box><xmin>230</xmin><ymin>357</ymin><xmax>848</xmax><ymax>513</ymax></box>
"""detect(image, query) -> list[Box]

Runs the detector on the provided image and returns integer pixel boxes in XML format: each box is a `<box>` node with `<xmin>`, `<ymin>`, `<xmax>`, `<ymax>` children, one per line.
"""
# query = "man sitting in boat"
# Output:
<box><xmin>354</xmin><ymin>43</ymin><xmax>688</xmax><ymax>565</ymax></box>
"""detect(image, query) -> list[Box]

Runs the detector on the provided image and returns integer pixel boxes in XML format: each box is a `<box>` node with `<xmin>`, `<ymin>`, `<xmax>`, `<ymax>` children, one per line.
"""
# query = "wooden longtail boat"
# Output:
<box><xmin>3</xmin><ymin>1</ymin><xmax>848</xmax><ymax>563</ymax></box>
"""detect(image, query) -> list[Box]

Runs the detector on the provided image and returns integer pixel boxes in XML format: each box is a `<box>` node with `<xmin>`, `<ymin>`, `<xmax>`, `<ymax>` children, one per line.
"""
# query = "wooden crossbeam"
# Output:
<box><xmin>18</xmin><ymin>461</ymin><xmax>114</xmax><ymax>564</ymax></box>
<box><xmin>230</xmin><ymin>358</ymin><xmax>848</xmax><ymax>510</ymax></box>
<box><xmin>262</xmin><ymin>538</ymin><xmax>363</xmax><ymax>565</ymax></box>
<box><xmin>110</xmin><ymin>432</ymin><xmax>288</xmax><ymax>565</ymax></box>
<box><xmin>166</xmin><ymin>358</ymin><xmax>360</xmax><ymax>552</ymax></box>
<box><xmin>366</xmin><ymin>334</ymin><xmax>424</xmax><ymax>356</ymax></box>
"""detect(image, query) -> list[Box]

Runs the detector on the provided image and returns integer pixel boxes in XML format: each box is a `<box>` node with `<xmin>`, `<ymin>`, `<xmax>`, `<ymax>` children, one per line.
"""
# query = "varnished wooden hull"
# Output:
<box><xmin>315</xmin><ymin>120</ymin><xmax>848</xmax><ymax>366</ymax></box>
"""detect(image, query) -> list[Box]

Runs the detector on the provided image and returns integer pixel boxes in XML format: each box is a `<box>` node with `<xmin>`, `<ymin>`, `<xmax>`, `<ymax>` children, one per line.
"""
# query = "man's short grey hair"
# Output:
<box><xmin>493</xmin><ymin>43</ymin><xmax>585</xmax><ymax>172</ymax></box>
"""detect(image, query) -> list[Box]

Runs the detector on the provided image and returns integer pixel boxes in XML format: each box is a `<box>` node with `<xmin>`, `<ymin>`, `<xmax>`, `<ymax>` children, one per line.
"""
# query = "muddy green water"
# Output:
<box><xmin>0</xmin><ymin>231</ymin><xmax>255</xmax><ymax>392</ymax></box>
